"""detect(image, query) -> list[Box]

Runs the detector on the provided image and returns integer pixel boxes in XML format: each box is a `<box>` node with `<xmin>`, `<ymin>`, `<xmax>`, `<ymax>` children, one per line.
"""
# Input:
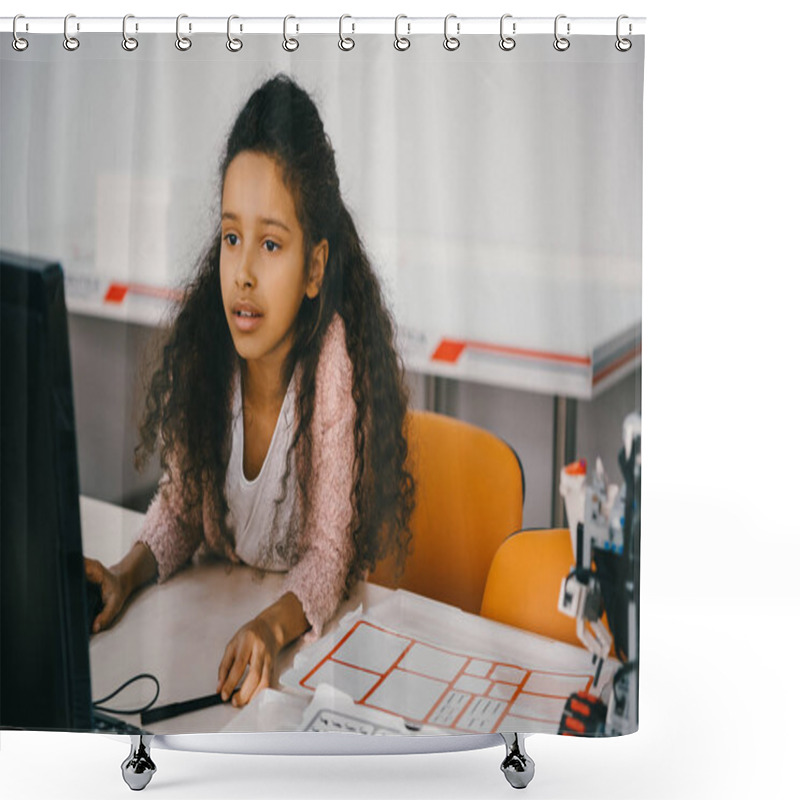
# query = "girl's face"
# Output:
<box><xmin>220</xmin><ymin>151</ymin><xmax>327</xmax><ymax>374</ymax></box>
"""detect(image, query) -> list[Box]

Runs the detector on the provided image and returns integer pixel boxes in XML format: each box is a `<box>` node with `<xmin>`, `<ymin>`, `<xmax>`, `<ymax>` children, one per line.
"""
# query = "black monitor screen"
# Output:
<box><xmin>1</xmin><ymin>250</ymin><xmax>93</xmax><ymax>731</ymax></box>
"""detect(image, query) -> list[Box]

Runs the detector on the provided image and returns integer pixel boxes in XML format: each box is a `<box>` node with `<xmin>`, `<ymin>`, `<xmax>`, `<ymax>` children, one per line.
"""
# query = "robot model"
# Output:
<box><xmin>556</xmin><ymin>412</ymin><xmax>641</xmax><ymax>737</ymax></box>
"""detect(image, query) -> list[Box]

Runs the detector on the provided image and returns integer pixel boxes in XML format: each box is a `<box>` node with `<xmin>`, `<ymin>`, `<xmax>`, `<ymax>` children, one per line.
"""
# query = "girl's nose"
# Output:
<box><xmin>235</xmin><ymin>254</ymin><xmax>256</xmax><ymax>288</ymax></box>
<box><xmin>236</xmin><ymin>271</ymin><xmax>253</xmax><ymax>289</ymax></box>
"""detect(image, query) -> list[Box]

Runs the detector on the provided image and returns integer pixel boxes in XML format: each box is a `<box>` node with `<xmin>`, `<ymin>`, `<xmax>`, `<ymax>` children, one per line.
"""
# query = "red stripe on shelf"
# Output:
<box><xmin>103</xmin><ymin>283</ymin><xmax>128</xmax><ymax>303</ymax></box>
<box><xmin>431</xmin><ymin>338</ymin><xmax>591</xmax><ymax>367</ymax></box>
<box><xmin>592</xmin><ymin>343</ymin><xmax>642</xmax><ymax>386</ymax></box>
<box><xmin>127</xmin><ymin>282</ymin><xmax>183</xmax><ymax>301</ymax></box>
<box><xmin>432</xmin><ymin>340</ymin><xmax>468</xmax><ymax>363</ymax></box>
<box><xmin>103</xmin><ymin>282</ymin><xmax>183</xmax><ymax>304</ymax></box>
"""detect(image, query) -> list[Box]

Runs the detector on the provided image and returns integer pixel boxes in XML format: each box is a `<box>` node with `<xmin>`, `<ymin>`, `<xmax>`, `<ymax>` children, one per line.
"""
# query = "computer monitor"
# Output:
<box><xmin>1</xmin><ymin>250</ymin><xmax>95</xmax><ymax>731</ymax></box>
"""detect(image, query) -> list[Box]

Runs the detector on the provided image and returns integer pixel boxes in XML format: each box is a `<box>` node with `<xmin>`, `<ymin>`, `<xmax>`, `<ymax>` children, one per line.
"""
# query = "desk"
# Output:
<box><xmin>82</xmin><ymin>495</ymin><xmax>618</xmax><ymax>736</ymax></box>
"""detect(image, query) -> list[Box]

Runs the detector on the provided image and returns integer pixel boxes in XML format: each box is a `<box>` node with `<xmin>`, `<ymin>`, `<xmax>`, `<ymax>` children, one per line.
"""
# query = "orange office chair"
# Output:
<box><xmin>480</xmin><ymin>527</ymin><xmax>614</xmax><ymax>653</ymax></box>
<box><xmin>369</xmin><ymin>409</ymin><xmax>525</xmax><ymax>615</ymax></box>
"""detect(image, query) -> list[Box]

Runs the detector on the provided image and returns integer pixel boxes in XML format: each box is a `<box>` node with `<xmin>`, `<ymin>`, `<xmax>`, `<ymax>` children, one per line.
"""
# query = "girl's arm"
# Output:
<box><xmin>84</xmin><ymin>541</ymin><xmax>158</xmax><ymax>633</ymax></box>
<box><xmin>255</xmin><ymin>591</ymin><xmax>310</xmax><ymax>647</ymax></box>
<box><xmin>112</xmin><ymin>540</ymin><xmax>158</xmax><ymax>597</ymax></box>
<box><xmin>86</xmin><ymin>446</ymin><xmax>198</xmax><ymax>632</ymax></box>
<box><xmin>281</xmin><ymin>317</ymin><xmax>357</xmax><ymax>643</ymax></box>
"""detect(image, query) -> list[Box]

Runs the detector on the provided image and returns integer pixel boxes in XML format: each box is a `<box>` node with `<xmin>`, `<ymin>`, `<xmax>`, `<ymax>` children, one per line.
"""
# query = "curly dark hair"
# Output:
<box><xmin>135</xmin><ymin>73</ymin><xmax>415</xmax><ymax>595</ymax></box>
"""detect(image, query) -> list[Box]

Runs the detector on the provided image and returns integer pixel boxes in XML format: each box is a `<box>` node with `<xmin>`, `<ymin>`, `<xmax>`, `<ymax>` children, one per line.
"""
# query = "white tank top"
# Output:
<box><xmin>224</xmin><ymin>365</ymin><xmax>300</xmax><ymax>571</ymax></box>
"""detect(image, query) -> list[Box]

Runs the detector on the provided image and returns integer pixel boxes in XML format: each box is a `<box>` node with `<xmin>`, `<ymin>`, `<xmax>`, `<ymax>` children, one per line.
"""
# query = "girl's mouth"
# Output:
<box><xmin>233</xmin><ymin>310</ymin><xmax>263</xmax><ymax>332</ymax></box>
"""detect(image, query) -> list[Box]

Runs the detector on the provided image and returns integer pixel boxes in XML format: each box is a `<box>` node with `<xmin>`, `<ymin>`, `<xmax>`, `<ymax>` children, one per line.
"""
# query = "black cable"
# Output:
<box><xmin>612</xmin><ymin>660</ymin><xmax>637</xmax><ymax>706</ymax></box>
<box><xmin>92</xmin><ymin>673</ymin><xmax>160</xmax><ymax>715</ymax></box>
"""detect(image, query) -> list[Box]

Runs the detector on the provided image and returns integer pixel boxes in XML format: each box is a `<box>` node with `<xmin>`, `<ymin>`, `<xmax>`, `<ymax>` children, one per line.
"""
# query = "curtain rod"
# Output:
<box><xmin>1</xmin><ymin>16</ymin><xmax>646</xmax><ymax>36</ymax></box>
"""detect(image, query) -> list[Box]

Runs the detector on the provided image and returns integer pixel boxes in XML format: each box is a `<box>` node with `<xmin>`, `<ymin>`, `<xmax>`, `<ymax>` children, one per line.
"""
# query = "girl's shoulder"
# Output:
<box><xmin>313</xmin><ymin>312</ymin><xmax>355</xmax><ymax>431</ymax></box>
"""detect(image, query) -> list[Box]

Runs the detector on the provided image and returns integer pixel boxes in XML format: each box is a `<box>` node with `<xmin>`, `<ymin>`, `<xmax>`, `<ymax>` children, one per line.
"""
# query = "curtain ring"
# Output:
<box><xmin>394</xmin><ymin>14</ymin><xmax>410</xmax><ymax>51</ymax></box>
<box><xmin>499</xmin><ymin>14</ymin><xmax>516</xmax><ymax>51</ymax></box>
<box><xmin>339</xmin><ymin>14</ymin><xmax>355</xmax><ymax>51</ymax></box>
<box><xmin>443</xmin><ymin>14</ymin><xmax>460</xmax><ymax>51</ymax></box>
<box><xmin>283</xmin><ymin>15</ymin><xmax>299</xmax><ymax>51</ymax></box>
<box><xmin>122</xmin><ymin>14</ymin><xmax>138</xmax><ymax>51</ymax></box>
<box><xmin>175</xmin><ymin>14</ymin><xmax>192</xmax><ymax>51</ymax></box>
<box><xmin>227</xmin><ymin>15</ymin><xmax>243</xmax><ymax>52</ymax></box>
<box><xmin>615</xmin><ymin>15</ymin><xmax>632</xmax><ymax>52</ymax></box>
<box><xmin>553</xmin><ymin>14</ymin><xmax>570</xmax><ymax>51</ymax></box>
<box><xmin>63</xmin><ymin>13</ymin><xmax>80</xmax><ymax>51</ymax></box>
<box><xmin>12</xmin><ymin>15</ymin><xmax>29</xmax><ymax>52</ymax></box>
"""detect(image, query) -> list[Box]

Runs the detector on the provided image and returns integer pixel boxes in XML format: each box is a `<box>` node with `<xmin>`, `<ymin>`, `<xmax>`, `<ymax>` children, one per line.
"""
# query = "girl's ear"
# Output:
<box><xmin>306</xmin><ymin>239</ymin><xmax>329</xmax><ymax>299</ymax></box>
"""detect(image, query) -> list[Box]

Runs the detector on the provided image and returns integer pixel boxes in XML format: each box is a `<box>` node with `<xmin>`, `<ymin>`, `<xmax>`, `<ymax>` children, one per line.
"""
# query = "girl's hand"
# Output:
<box><xmin>217</xmin><ymin>617</ymin><xmax>281</xmax><ymax>708</ymax></box>
<box><xmin>84</xmin><ymin>557</ymin><xmax>129</xmax><ymax>633</ymax></box>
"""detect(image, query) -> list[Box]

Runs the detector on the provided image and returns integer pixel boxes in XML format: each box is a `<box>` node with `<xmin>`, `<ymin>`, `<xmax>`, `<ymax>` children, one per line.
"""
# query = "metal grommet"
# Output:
<box><xmin>553</xmin><ymin>14</ymin><xmax>570</xmax><ymax>52</ymax></box>
<box><xmin>122</xmin><ymin>14</ymin><xmax>138</xmax><ymax>51</ymax></box>
<box><xmin>615</xmin><ymin>14</ymin><xmax>632</xmax><ymax>52</ymax></box>
<box><xmin>283</xmin><ymin>15</ymin><xmax>299</xmax><ymax>52</ymax></box>
<box><xmin>394</xmin><ymin>14</ymin><xmax>410</xmax><ymax>51</ymax></box>
<box><xmin>227</xmin><ymin>15</ymin><xmax>243</xmax><ymax>52</ymax></box>
<box><xmin>12</xmin><ymin>15</ymin><xmax>29</xmax><ymax>52</ymax></box>
<box><xmin>499</xmin><ymin>14</ymin><xmax>516</xmax><ymax>51</ymax></box>
<box><xmin>443</xmin><ymin>14</ymin><xmax>460</xmax><ymax>51</ymax></box>
<box><xmin>175</xmin><ymin>14</ymin><xmax>192</xmax><ymax>51</ymax></box>
<box><xmin>63</xmin><ymin>13</ymin><xmax>80</xmax><ymax>51</ymax></box>
<box><xmin>338</xmin><ymin>14</ymin><xmax>355</xmax><ymax>51</ymax></box>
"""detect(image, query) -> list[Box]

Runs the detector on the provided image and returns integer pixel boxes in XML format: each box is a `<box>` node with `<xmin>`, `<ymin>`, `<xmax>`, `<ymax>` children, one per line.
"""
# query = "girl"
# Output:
<box><xmin>84</xmin><ymin>74</ymin><xmax>415</xmax><ymax>710</ymax></box>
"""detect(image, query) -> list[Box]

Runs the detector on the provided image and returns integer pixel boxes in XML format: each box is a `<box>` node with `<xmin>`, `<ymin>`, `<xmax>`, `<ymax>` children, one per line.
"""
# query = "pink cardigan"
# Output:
<box><xmin>136</xmin><ymin>313</ymin><xmax>357</xmax><ymax>642</ymax></box>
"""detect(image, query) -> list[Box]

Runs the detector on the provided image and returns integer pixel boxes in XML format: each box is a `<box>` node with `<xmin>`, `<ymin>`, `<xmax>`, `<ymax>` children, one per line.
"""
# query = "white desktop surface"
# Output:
<box><xmin>80</xmin><ymin>495</ymin><xmax>612</xmax><ymax>736</ymax></box>
<box><xmin>82</xmin><ymin>495</ymin><xmax>384</xmax><ymax>734</ymax></box>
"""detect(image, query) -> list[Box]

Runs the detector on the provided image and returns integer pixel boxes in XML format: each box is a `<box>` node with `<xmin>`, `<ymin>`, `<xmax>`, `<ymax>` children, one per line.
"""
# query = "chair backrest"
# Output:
<box><xmin>480</xmin><ymin>528</ymin><xmax>612</xmax><ymax>651</ymax></box>
<box><xmin>481</xmin><ymin>528</ymin><xmax>581</xmax><ymax>646</ymax></box>
<box><xmin>369</xmin><ymin>409</ymin><xmax>524</xmax><ymax>615</ymax></box>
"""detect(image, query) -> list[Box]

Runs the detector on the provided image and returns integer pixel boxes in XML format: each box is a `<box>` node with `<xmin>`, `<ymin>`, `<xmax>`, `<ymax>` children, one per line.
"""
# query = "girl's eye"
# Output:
<box><xmin>222</xmin><ymin>234</ymin><xmax>279</xmax><ymax>253</ymax></box>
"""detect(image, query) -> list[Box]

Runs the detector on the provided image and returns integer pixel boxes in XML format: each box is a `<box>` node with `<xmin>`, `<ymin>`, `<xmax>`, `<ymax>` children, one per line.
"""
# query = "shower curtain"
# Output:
<box><xmin>0</xmin><ymin>18</ymin><xmax>644</xmax><ymax>742</ymax></box>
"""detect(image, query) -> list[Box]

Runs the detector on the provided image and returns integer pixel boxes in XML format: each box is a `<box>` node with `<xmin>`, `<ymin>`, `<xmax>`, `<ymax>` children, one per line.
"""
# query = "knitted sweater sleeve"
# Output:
<box><xmin>135</xmin><ymin>451</ymin><xmax>205</xmax><ymax>584</ymax></box>
<box><xmin>282</xmin><ymin>315</ymin><xmax>357</xmax><ymax>643</ymax></box>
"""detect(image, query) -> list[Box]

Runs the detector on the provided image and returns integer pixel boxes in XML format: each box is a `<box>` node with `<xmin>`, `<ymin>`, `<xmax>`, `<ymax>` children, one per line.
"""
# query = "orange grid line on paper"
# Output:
<box><xmin>298</xmin><ymin>620</ymin><xmax>595</xmax><ymax>734</ymax></box>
